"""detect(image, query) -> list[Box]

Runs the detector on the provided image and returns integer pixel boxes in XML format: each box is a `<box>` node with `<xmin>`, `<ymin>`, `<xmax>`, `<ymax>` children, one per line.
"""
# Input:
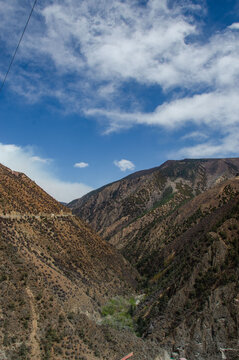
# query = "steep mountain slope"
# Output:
<box><xmin>0</xmin><ymin>164</ymin><xmax>162</xmax><ymax>360</ymax></box>
<box><xmin>68</xmin><ymin>158</ymin><xmax>239</xmax><ymax>360</ymax></box>
<box><xmin>0</xmin><ymin>164</ymin><xmax>68</xmax><ymax>214</ymax></box>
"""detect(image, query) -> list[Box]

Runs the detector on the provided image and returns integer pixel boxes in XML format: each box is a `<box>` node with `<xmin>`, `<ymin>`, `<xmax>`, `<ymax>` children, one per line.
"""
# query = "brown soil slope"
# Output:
<box><xmin>0</xmin><ymin>164</ymin><xmax>161</xmax><ymax>360</ymax></box>
<box><xmin>0</xmin><ymin>164</ymin><xmax>69</xmax><ymax>214</ymax></box>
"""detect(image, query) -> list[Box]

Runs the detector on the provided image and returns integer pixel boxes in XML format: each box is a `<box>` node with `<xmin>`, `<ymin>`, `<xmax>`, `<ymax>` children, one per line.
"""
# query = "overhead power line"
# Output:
<box><xmin>0</xmin><ymin>0</ymin><xmax>38</xmax><ymax>93</ymax></box>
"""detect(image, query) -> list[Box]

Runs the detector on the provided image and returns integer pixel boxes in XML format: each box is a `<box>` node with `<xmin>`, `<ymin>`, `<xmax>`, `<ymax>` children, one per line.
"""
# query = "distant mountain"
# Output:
<box><xmin>68</xmin><ymin>158</ymin><xmax>239</xmax><ymax>360</ymax></box>
<box><xmin>0</xmin><ymin>164</ymin><xmax>160</xmax><ymax>360</ymax></box>
<box><xmin>68</xmin><ymin>158</ymin><xmax>239</xmax><ymax>246</ymax></box>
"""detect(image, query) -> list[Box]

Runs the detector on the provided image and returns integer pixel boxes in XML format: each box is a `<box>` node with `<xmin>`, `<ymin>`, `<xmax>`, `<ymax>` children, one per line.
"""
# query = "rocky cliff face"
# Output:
<box><xmin>68</xmin><ymin>158</ymin><xmax>239</xmax><ymax>360</ymax></box>
<box><xmin>0</xmin><ymin>164</ymin><xmax>162</xmax><ymax>360</ymax></box>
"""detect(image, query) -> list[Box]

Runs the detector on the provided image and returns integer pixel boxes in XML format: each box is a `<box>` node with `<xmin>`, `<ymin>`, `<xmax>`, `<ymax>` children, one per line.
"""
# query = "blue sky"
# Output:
<box><xmin>0</xmin><ymin>0</ymin><xmax>239</xmax><ymax>202</ymax></box>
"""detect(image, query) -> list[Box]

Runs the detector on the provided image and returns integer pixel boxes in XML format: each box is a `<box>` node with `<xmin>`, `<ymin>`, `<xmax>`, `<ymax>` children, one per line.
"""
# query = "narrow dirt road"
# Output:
<box><xmin>0</xmin><ymin>213</ymin><xmax>73</xmax><ymax>220</ymax></box>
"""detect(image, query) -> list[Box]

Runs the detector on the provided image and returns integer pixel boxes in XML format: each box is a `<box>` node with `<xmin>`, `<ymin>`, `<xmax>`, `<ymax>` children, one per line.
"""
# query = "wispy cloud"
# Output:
<box><xmin>87</xmin><ymin>90</ymin><xmax>239</xmax><ymax>130</ymax></box>
<box><xmin>181</xmin><ymin>131</ymin><xmax>209</xmax><ymax>141</ymax></box>
<box><xmin>114</xmin><ymin>159</ymin><xmax>135</xmax><ymax>172</ymax></box>
<box><xmin>74</xmin><ymin>162</ymin><xmax>89</xmax><ymax>168</ymax></box>
<box><xmin>176</xmin><ymin>130</ymin><xmax>239</xmax><ymax>158</ymax></box>
<box><xmin>31</xmin><ymin>156</ymin><xmax>51</xmax><ymax>164</ymax></box>
<box><xmin>0</xmin><ymin>143</ymin><xmax>92</xmax><ymax>202</ymax></box>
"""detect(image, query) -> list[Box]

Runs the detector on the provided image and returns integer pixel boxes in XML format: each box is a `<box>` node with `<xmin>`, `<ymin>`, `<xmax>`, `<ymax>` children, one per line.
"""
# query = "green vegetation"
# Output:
<box><xmin>154</xmin><ymin>174</ymin><xmax>167</xmax><ymax>189</ymax></box>
<box><xmin>175</xmin><ymin>182</ymin><xmax>194</xmax><ymax>197</ymax></box>
<box><xmin>101</xmin><ymin>296</ymin><xmax>137</xmax><ymax>331</ymax></box>
<box><xmin>0</xmin><ymin>273</ymin><xmax>7</xmax><ymax>282</ymax></box>
<box><xmin>152</xmin><ymin>186</ymin><xmax>174</xmax><ymax>208</ymax></box>
<box><xmin>42</xmin><ymin>327</ymin><xmax>61</xmax><ymax>360</ymax></box>
<box><xmin>17</xmin><ymin>343</ymin><xmax>29</xmax><ymax>360</ymax></box>
<box><xmin>193</xmin><ymin>267</ymin><xmax>217</xmax><ymax>298</ymax></box>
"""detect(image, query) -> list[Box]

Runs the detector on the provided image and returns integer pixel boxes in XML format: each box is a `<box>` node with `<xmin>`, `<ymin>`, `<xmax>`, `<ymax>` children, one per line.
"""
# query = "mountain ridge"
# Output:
<box><xmin>69</xmin><ymin>157</ymin><xmax>239</xmax><ymax>207</ymax></box>
<box><xmin>68</xmin><ymin>157</ymin><xmax>239</xmax><ymax>241</ymax></box>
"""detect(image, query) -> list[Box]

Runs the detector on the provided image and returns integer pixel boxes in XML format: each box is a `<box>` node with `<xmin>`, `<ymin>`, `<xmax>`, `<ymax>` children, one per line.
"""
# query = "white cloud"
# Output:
<box><xmin>1</xmin><ymin>1</ymin><xmax>239</xmax><ymax>158</ymax></box>
<box><xmin>176</xmin><ymin>130</ymin><xmax>239</xmax><ymax>158</ymax></box>
<box><xmin>12</xmin><ymin>0</ymin><xmax>237</xmax><ymax>94</ymax></box>
<box><xmin>0</xmin><ymin>143</ymin><xmax>92</xmax><ymax>202</ymax></box>
<box><xmin>0</xmin><ymin>0</ymin><xmax>200</xmax><ymax>100</ymax></box>
<box><xmin>31</xmin><ymin>156</ymin><xmax>51</xmax><ymax>164</ymax></box>
<box><xmin>86</xmin><ymin>90</ymin><xmax>239</xmax><ymax>130</ymax></box>
<box><xmin>1</xmin><ymin>1</ymin><xmax>239</xmax><ymax>96</ymax></box>
<box><xmin>181</xmin><ymin>131</ymin><xmax>208</xmax><ymax>141</ymax></box>
<box><xmin>35</xmin><ymin>0</ymin><xmax>197</xmax><ymax>89</ymax></box>
<box><xmin>74</xmin><ymin>162</ymin><xmax>89</xmax><ymax>168</ymax></box>
<box><xmin>114</xmin><ymin>159</ymin><xmax>135</xmax><ymax>172</ymax></box>
<box><xmin>228</xmin><ymin>23</ymin><xmax>239</xmax><ymax>30</ymax></box>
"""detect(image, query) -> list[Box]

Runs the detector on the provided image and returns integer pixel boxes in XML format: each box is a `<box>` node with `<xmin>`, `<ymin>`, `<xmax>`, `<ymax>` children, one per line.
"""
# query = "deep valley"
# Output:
<box><xmin>0</xmin><ymin>158</ymin><xmax>238</xmax><ymax>360</ymax></box>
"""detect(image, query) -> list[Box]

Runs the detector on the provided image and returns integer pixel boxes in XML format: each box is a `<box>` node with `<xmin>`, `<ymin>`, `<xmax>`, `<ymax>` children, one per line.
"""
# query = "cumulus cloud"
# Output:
<box><xmin>0</xmin><ymin>143</ymin><xmax>92</xmax><ymax>202</ymax></box>
<box><xmin>228</xmin><ymin>23</ymin><xmax>239</xmax><ymax>30</ymax></box>
<box><xmin>74</xmin><ymin>162</ymin><xmax>89</xmax><ymax>168</ymax></box>
<box><xmin>114</xmin><ymin>159</ymin><xmax>135</xmax><ymax>172</ymax></box>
